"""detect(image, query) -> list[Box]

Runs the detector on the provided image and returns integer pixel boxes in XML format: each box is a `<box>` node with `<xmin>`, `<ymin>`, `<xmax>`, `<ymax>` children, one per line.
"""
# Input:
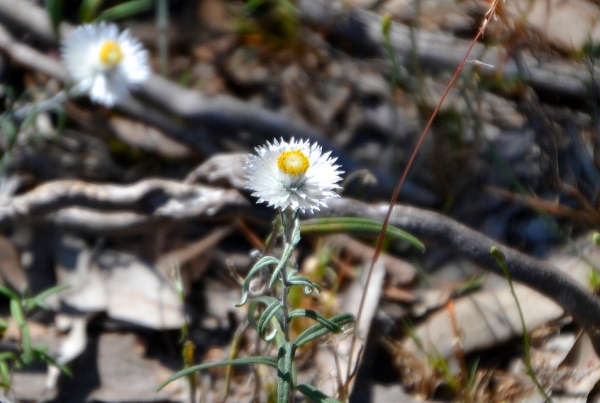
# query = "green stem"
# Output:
<box><xmin>279</xmin><ymin>209</ymin><xmax>298</xmax><ymax>343</ymax></box>
<box><xmin>156</xmin><ymin>0</ymin><xmax>169</xmax><ymax>76</ymax></box>
<box><xmin>491</xmin><ymin>246</ymin><xmax>552</xmax><ymax>403</ymax></box>
<box><xmin>12</xmin><ymin>90</ymin><xmax>68</xmax><ymax>121</ymax></box>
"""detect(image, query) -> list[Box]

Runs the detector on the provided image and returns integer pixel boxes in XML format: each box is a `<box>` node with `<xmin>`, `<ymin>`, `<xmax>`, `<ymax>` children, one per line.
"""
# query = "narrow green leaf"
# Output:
<box><xmin>0</xmin><ymin>352</ymin><xmax>16</xmax><ymax>362</ymax></box>
<box><xmin>290</xmin><ymin>216</ymin><xmax>301</xmax><ymax>247</ymax></box>
<box><xmin>0</xmin><ymin>360</ymin><xmax>10</xmax><ymax>388</ymax></box>
<box><xmin>33</xmin><ymin>348</ymin><xmax>73</xmax><ymax>378</ymax></box>
<box><xmin>289</xmin><ymin>310</ymin><xmax>342</xmax><ymax>334</ymax></box>
<box><xmin>0</xmin><ymin>117</ymin><xmax>18</xmax><ymax>148</ymax></box>
<box><xmin>27</xmin><ymin>284</ymin><xmax>70</xmax><ymax>311</ymax></box>
<box><xmin>236</xmin><ymin>256</ymin><xmax>279</xmax><ymax>307</ymax></box>
<box><xmin>296</xmin><ymin>384</ymin><xmax>342</xmax><ymax>403</ymax></box>
<box><xmin>0</xmin><ymin>318</ymin><xmax>8</xmax><ymax>333</ymax></box>
<box><xmin>277</xmin><ymin>342</ymin><xmax>295</xmax><ymax>403</ymax></box>
<box><xmin>295</xmin><ymin>313</ymin><xmax>355</xmax><ymax>347</ymax></box>
<box><xmin>156</xmin><ymin>356</ymin><xmax>278</xmax><ymax>391</ymax></box>
<box><xmin>20</xmin><ymin>325</ymin><xmax>33</xmax><ymax>365</ymax></box>
<box><xmin>245</xmin><ymin>0</ymin><xmax>265</xmax><ymax>14</ymax></box>
<box><xmin>248</xmin><ymin>296</ymin><xmax>285</xmax><ymax>337</ymax></box>
<box><xmin>96</xmin><ymin>0</ymin><xmax>153</xmax><ymax>21</ymax></box>
<box><xmin>287</xmin><ymin>274</ymin><xmax>321</xmax><ymax>295</ymax></box>
<box><xmin>0</xmin><ymin>285</ymin><xmax>20</xmax><ymax>301</ymax></box>
<box><xmin>10</xmin><ymin>299</ymin><xmax>25</xmax><ymax>327</ymax></box>
<box><xmin>269</xmin><ymin>242</ymin><xmax>294</xmax><ymax>288</ymax></box>
<box><xmin>79</xmin><ymin>0</ymin><xmax>104</xmax><ymax>22</ymax></box>
<box><xmin>301</xmin><ymin>217</ymin><xmax>425</xmax><ymax>251</ymax></box>
<box><xmin>53</xmin><ymin>104</ymin><xmax>67</xmax><ymax>133</ymax></box>
<box><xmin>45</xmin><ymin>0</ymin><xmax>63</xmax><ymax>38</ymax></box>
<box><xmin>257</xmin><ymin>300</ymin><xmax>283</xmax><ymax>341</ymax></box>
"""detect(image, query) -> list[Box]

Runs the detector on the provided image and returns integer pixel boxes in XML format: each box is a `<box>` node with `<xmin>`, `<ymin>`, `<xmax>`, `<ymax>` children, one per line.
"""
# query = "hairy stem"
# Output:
<box><xmin>280</xmin><ymin>209</ymin><xmax>298</xmax><ymax>343</ymax></box>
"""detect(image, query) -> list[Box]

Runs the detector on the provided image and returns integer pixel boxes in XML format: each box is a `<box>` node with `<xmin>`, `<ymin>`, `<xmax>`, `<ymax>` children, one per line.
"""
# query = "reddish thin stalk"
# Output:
<box><xmin>343</xmin><ymin>4</ymin><xmax>499</xmax><ymax>396</ymax></box>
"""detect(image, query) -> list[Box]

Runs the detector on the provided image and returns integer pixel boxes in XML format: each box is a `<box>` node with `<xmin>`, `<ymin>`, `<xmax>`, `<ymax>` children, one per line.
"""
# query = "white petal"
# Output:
<box><xmin>245</xmin><ymin>138</ymin><xmax>343</xmax><ymax>213</ymax></box>
<box><xmin>61</xmin><ymin>22</ymin><xmax>150</xmax><ymax>107</ymax></box>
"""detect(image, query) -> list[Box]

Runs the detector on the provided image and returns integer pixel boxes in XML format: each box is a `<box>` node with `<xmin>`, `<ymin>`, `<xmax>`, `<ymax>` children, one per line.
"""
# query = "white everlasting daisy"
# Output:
<box><xmin>61</xmin><ymin>22</ymin><xmax>150</xmax><ymax>107</ymax></box>
<box><xmin>245</xmin><ymin>138</ymin><xmax>343</xmax><ymax>213</ymax></box>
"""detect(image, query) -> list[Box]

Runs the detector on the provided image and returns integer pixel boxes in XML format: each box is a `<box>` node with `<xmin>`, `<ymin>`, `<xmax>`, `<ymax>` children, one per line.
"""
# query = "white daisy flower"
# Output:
<box><xmin>61</xmin><ymin>22</ymin><xmax>150</xmax><ymax>107</ymax></box>
<box><xmin>245</xmin><ymin>138</ymin><xmax>343</xmax><ymax>213</ymax></box>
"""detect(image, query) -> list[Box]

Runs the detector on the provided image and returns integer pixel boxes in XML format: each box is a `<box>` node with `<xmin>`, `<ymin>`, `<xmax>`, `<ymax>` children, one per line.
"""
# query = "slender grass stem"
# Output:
<box><xmin>491</xmin><ymin>246</ymin><xmax>552</xmax><ymax>403</ymax></box>
<box><xmin>156</xmin><ymin>0</ymin><xmax>169</xmax><ymax>76</ymax></box>
<box><xmin>12</xmin><ymin>90</ymin><xmax>68</xmax><ymax>121</ymax></box>
<box><xmin>344</xmin><ymin>2</ymin><xmax>502</xmax><ymax>398</ymax></box>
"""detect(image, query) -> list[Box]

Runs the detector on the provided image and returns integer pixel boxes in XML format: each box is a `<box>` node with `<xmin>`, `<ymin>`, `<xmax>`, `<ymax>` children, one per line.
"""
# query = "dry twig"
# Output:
<box><xmin>313</xmin><ymin>198</ymin><xmax>600</xmax><ymax>349</ymax></box>
<box><xmin>1</xmin><ymin>178</ymin><xmax>599</xmax><ymax>352</ymax></box>
<box><xmin>0</xmin><ymin>179</ymin><xmax>248</xmax><ymax>230</ymax></box>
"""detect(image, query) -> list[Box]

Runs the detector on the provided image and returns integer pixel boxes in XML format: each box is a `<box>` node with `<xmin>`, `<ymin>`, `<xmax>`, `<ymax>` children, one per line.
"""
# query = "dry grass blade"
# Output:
<box><xmin>486</xmin><ymin>186</ymin><xmax>600</xmax><ymax>226</ymax></box>
<box><xmin>344</xmin><ymin>0</ymin><xmax>503</xmax><ymax>398</ymax></box>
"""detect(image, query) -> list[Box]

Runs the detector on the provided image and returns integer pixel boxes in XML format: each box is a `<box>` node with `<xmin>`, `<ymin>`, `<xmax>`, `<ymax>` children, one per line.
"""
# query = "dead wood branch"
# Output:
<box><xmin>2</xmin><ymin>177</ymin><xmax>600</xmax><ymax>346</ymax></box>
<box><xmin>298</xmin><ymin>0</ymin><xmax>600</xmax><ymax>108</ymax></box>
<box><xmin>0</xmin><ymin>1</ymin><xmax>371</xmax><ymax>183</ymax></box>
<box><xmin>49</xmin><ymin>208</ymin><xmax>159</xmax><ymax>234</ymax></box>
<box><xmin>0</xmin><ymin>2</ymin><xmax>323</xmax><ymax>142</ymax></box>
<box><xmin>0</xmin><ymin>24</ymin><xmax>67</xmax><ymax>81</ymax></box>
<box><xmin>0</xmin><ymin>179</ymin><xmax>248</xmax><ymax>230</ymax></box>
<box><xmin>311</xmin><ymin>198</ymin><xmax>600</xmax><ymax>348</ymax></box>
<box><xmin>1</xmin><ymin>0</ymin><xmax>597</xmax><ymax>111</ymax></box>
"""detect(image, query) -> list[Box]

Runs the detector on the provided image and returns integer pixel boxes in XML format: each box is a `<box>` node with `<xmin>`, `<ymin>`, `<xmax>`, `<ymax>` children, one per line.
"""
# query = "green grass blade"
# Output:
<box><xmin>301</xmin><ymin>217</ymin><xmax>425</xmax><ymax>251</ymax></box>
<box><xmin>10</xmin><ymin>299</ymin><xmax>25</xmax><ymax>327</ymax></box>
<box><xmin>96</xmin><ymin>0</ymin><xmax>152</xmax><ymax>21</ymax></box>
<box><xmin>295</xmin><ymin>313</ymin><xmax>354</xmax><ymax>347</ymax></box>
<box><xmin>296</xmin><ymin>384</ymin><xmax>342</xmax><ymax>403</ymax></box>
<box><xmin>491</xmin><ymin>246</ymin><xmax>552</xmax><ymax>402</ymax></box>
<box><xmin>156</xmin><ymin>356</ymin><xmax>278</xmax><ymax>391</ymax></box>
<box><xmin>28</xmin><ymin>284</ymin><xmax>70</xmax><ymax>311</ymax></box>
<box><xmin>289</xmin><ymin>309</ymin><xmax>342</xmax><ymax>334</ymax></box>
<box><xmin>20</xmin><ymin>325</ymin><xmax>33</xmax><ymax>365</ymax></box>
<box><xmin>248</xmin><ymin>296</ymin><xmax>285</xmax><ymax>338</ymax></box>
<box><xmin>0</xmin><ymin>352</ymin><xmax>16</xmax><ymax>362</ymax></box>
<box><xmin>0</xmin><ymin>360</ymin><xmax>10</xmax><ymax>388</ymax></box>
<box><xmin>33</xmin><ymin>347</ymin><xmax>73</xmax><ymax>378</ymax></box>
<box><xmin>0</xmin><ymin>285</ymin><xmax>19</xmax><ymax>301</ymax></box>
<box><xmin>258</xmin><ymin>300</ymin><xmax>283</xmax><ymax>341</ymax></box>
<box><xmin>79</xmin><ymin>0</ymin><xmax>104</xmax><ymax>22</ymax></box>
<box><xmin>45</xmin><ymin>0</ymin><xmax>63</xmax><ymax>37</ymax></box>
<box><xmin>236</xmin><ymin>256</ymin><xmax>279</xmax><ymax>307</ymax></box>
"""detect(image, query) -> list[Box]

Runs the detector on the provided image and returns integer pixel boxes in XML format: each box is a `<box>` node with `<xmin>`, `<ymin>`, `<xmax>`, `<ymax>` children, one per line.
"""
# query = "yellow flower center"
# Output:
<box><xmin>99</xmin><ymin>41</ymin><xmax>124</xmax><ymax>67</ymax></box>
<box><xmin>277</xmin><ymin>150</ymin><xmax>309</xmax><ymax>176</ymax></box>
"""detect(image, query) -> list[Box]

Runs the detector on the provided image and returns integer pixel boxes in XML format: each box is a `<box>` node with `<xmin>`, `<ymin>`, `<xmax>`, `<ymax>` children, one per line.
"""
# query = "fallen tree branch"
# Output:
<box><xmin>48</xmin><ymin>208</ymin><xmax>159</xmax><ymax>234</ymax></box>
<box><xmin>2</xmin><ymin>178</ymin><xmax>600</xmax><ymax>345</ymax></box>
<box><xmin>312</xmin><ymin>198</ymin><xmax>600</xmax><ymax>349</ymax></box>
<box><xmin>1</xmin><ymin>0</ymin><xmax>599</xmax><ymax>347</ymax></box>
<box><xmin>298</xmin><ymin>0</ymin><xmax>600</xmax><ymax>108</ymax></box>
<box><xmin>4</xmin><ymin>0</ymin><xmax>594</xmax><ymax>109</ymax></box>
<box><xmin>0</xmin><ymin>24</ymin><xmax>67</xmax><ymax>81</ymax></box>
<box><xmin>0</xmin><ymin>179</ymin><xmax>248</xmax><ymax>230</ymax></box>
<box><xmin>0</xmin><ymin>4</ymin><xmax>328</xmax><ymax>148</ymax></box>
<box><xmin>0</xmin><ymin>3</ymin><xmax>377</xmax><ymax>187</ymax></box>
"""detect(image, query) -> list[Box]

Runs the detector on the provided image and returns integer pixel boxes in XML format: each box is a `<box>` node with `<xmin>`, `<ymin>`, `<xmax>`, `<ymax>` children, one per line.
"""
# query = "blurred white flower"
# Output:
<box><xmin>61</xmin><ymin>22</ymin><xmax>149</xmax><ymax>107</ymax></box>
<box><xmin>245</xmin><ymin>138</ymin><xmax>343</xmax><ymax>213</ymax></box>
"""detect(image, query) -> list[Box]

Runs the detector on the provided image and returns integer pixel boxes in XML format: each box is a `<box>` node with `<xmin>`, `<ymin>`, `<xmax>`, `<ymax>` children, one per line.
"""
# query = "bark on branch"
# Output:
<box><xmin>298</xmin><ymin>0</ymin><xmax>600</xmax><ymax>108</ymax></box>
<box><xmin>312</xmin><ymin>198</ymin><xmax>600</xmax><ymax>347</ymax></box>
<box><xmin>0</xmin><ymin>179</ymin><xmax>248</xmax><ymax>230</ymax></box>
<box><xmin>1</xmin><ymin>178</ymin><xmax>599</xmax><ymax>345</ymax></box>
<box><xmin>0</xmin><ymin>1</ymin><xmax>369</xmax><ymax>183</ymax></box>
